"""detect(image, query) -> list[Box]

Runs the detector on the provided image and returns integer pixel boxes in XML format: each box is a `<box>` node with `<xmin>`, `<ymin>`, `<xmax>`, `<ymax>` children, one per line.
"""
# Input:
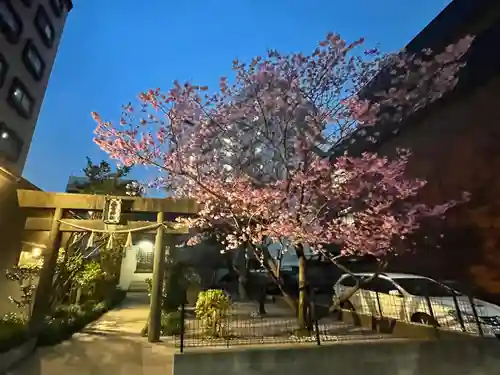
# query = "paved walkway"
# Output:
<box><xmin>8</xmin><ymin>293</ymin><xmax>176</xmax><ymax>375</ymax></box>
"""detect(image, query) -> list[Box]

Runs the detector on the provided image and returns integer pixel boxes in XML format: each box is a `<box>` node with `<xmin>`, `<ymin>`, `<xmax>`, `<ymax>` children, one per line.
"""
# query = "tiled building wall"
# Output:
<box><xmin>379</xmin><ymin>75</ymin><xmax>500</xmax><ymax>299</ymax></box>
<box><xmin>0</xmin><ymin>0</ymin><xmax>70</xmax><ymax>174</ymax></box>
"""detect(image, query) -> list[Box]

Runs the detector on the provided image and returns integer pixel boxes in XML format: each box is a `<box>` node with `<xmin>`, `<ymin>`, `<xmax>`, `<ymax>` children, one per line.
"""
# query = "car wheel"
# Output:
<box><xmin>412</xmin><ymin>313</ymin><xmax>439</xmax><ymax>327</ymax></box>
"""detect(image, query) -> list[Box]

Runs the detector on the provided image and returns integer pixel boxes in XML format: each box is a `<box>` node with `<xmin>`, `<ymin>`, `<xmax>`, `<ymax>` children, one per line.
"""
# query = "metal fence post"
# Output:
<box><xmin>424</xmin><ymin>294</ymin><xmax>438</xmax><ymax>330</ymax></box>
<box><xmin>375</xmin><ymin>292</ymin><xmax>383</xmax><ymax>318</ymax></box>
<box><xmin>226</xmin><ymin>310</ymin><xmax>231</xmax><ymax>348</ymax></box>
<box><xmin>180</xmin><ymin>302</ymin><xmax>185</xmax><ymax>353</ymax></box>
<box><xmin>310</xmin><ymin>288</ymin><xmax>321</xmax><ymax>346</ymax></box>
<box><xmin>451</xmin><ymin>293</ymin><xmax>467</xmax><ymax>332</ymax></box>
<box><xmin>467</xmin><ymin>295</ymin><xmax>484</xmax><ymax>337</ymax></box>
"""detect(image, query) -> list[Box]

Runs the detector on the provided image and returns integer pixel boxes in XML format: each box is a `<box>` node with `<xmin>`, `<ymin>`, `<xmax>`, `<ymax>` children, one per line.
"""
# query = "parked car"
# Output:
<box><xmin>333</xmin><ymin>272</ymin><xmax>500</xmax><ymax>337</ymax></box>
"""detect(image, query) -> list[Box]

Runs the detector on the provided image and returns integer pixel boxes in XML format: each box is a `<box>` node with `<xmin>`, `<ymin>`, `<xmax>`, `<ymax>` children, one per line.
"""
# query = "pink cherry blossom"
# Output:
<box><xmin>93</xmin><ymin>32</ymin><xmax>473</xmax><ymax>303</ymax></box>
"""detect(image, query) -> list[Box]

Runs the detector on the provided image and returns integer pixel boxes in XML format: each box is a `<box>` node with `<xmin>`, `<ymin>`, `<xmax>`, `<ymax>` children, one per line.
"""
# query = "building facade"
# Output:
<box><xmin>65</xmin><ymin>175</ymin><xmax>155</xmax><ymax>291</ymax></box>
<box><xmin>0</xmin><ymin>166</ymin><xmax>44</xmax><ymax>315</ymax></box>
<box><xmin>330</xmin><ymin>0</ymin><xmax>500</xmax><ymax>300</ymax></box>
<box><xmin>0</xmin><ymin>0</ymin><xmax>73</xmax><ymax>175</ymax></box>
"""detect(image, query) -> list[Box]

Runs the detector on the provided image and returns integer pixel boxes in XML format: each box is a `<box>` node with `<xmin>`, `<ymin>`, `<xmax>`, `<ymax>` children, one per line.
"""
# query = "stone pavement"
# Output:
<box><xmin>7</xmin><ymin>293</ymin><xmax>176</xmax><ymax>375</ymax></box>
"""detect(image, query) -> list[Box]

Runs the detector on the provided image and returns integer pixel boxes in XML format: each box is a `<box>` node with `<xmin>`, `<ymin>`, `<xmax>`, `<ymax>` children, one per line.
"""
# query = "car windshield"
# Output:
<box><xmin>395</xmin><ymin>278</ymin><xmax>458</xmax><ymax>297</ymax></box>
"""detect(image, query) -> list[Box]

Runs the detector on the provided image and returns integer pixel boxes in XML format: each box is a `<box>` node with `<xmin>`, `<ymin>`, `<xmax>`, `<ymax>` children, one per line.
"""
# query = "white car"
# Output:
<box><xmin>333</xmin><ymin>272</ymin><xmax>500</xmax><ymax>337</ymax></box>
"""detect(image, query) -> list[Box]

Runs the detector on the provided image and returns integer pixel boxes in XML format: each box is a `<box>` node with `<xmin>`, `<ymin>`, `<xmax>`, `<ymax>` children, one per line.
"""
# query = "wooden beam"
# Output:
<box><xmin>17</xmin><ymin>190</ymin><xmax>198</xmax><ymax>214</ymax></box>
<box><xmin>24</xmin><ymin>218</ymin><xmax>190</xmax><ymax>234</ymax></box>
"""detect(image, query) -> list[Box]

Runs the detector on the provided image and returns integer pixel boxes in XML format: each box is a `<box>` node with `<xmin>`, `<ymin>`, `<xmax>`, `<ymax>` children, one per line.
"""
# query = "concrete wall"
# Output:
<box><xmin>0</xmin><ymin>167</ymin><xmax>43</xmax><ymax>315</ymax></box>
<box><xmin>118</xmin><ymin>243</ymin><xmax>224</xmax><ymax>291</ymax></box>
<box><xmin>118</xmin><ymin>245</ymin><xmax>151</xmax><ymax>290</ymax></box>
<box><xmin>173</xmin><ymin>338</ymin><xmax>500</xmax><ymax>375</ymax></box>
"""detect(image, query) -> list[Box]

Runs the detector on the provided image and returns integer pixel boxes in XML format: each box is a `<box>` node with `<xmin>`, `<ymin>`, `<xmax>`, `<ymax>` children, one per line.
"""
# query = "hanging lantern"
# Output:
<box><xmin>106</xmin><ymin>234</ymin><xmax>114</xmax><ymax>249</ymax></box>
<box><xmin>125</xmin><ymin>231</ymin><xmax>133</xmax><ymax>248</ymax></box>
<box><xmin>86</xmin><ymin>232</ymin><xmax>95</xmax><ymax>249</ymax></box>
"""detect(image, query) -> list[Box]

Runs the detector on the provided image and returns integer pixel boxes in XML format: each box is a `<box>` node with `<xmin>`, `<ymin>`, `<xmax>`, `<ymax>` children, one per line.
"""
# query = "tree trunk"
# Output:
<box><xmin>238</xmin><ymin>276</ymin><xmax>247</xmax><ymax>300</ymax></box>
<box><xmin>247</xmin><ymin>242</ymin><xmax>299</xmax><ymax>315</ymax></box>
<box><xmin>281</xmin><ymin>290</ymin><xmax>299</xmax><ymax>312</ymax></box>
<box><xmin>261</xmin><ymin>245</ymin><xmax>298</xmax><ymax>311</ymax></box>
<box><xmin>231</xmin><ymin>248</ymin><xmax>249</xmax><ymax>300</ymax></box>
<box><xmin>238</xmin><ymin>250</ymin><xmax>249</xmax><ymax>301</ymax></box>
<box><xmin>296</xmin><ymin>245</ymin><xmax>308</xmax><ymax>329</ymax></box>
<box><xmin>257</xmin><ymin>283</ymin><xmax>267</xmax><ymax>315</ymax></box>
<box><xmin>76</xmin><ymin>288</ymin><xmax>82</xmax><ymax>304</ymax></box>
<box><xmin>258</xmin><ymin>299</ymin><xmax>266</xmax><ymax>315</ymax></box>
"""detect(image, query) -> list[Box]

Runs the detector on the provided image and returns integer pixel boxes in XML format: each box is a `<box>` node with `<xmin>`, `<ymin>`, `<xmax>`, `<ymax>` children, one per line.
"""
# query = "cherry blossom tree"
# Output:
<box><xmin>92</xmin><ymin>32</ymin><xmax>473</xmax><ymax>327</ymax></box>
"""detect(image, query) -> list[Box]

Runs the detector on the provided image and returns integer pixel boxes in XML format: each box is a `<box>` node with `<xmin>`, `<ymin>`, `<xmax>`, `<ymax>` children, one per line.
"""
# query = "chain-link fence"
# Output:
<box><xmin>174</xmin><ymin>284</ymin><xmax>500</xmax><ymax>351</ymax></box>
<box><xmin>333</xmin><ymin>278</ymin><xmax>500</xmax><ymax>338</ymax></box>
<box><xmin>175</xmin><ymin>296</ymin><xmax>391</xmax><ymax>351</ymax></box>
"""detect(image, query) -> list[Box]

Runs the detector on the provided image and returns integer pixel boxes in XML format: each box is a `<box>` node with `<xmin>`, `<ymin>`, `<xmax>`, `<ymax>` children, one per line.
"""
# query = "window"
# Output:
<box><xmin>50</xmin><ymin>0</ymin><xmax>63</xmax><ymax>17</ymax></box>
<box><xmin>34</xmin><ymin>6</ymin><xmax>54</xmax><ymax>48</ymax></box>
<box><xmin>8</xmin><ymin>78</ymin><xmax>35</xmax><ymax>118</ymax></box>
<box><xmin>395</xmin><ymin>278</ymin><xmax>457</xmax><ymax>297</ymax></box>
<box><xmin>362</xmin><ymin>278</ymin><xmax>396</xmax><ymax>294</ymax></box>
<box><xmin>22</xmin><ymin>40</ymin><xmax>45</xmax><ymax>80</ymax></box>
<box><xmin>0</xmin><ymin>53</ymin><xmax>7</xmax><ymax>87</ymax></box>
<box><xmin>0</xmin><ymin>122</ymin><xmax>23</xmax><ymax>162</ymax></box>
<box><xmin>135</xmin><ymin>249</ymin><xmax>154</xmax><ymax>273</ymax></box>
<box><xmin>339</xmin><ymin>275</ymin><xmax>356</xmax><ymax>287</ymax></box>
<box><xmin>0</xmin><ymin>0</ymin><xmax>22</xmax><ymax>44</ymax></box>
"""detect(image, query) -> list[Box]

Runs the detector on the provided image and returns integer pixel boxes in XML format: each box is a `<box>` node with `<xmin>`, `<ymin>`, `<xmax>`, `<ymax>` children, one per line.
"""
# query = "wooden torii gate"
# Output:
<box><xmin>16</xmin><ymin>189</ymin><xmax>198</xmax><ymax>342</ymax></box>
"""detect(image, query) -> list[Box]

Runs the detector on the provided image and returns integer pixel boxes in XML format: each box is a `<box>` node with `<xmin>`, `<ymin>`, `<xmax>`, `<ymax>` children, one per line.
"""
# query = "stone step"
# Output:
<box><xmin>128</xmin><ymin>280</ymin><xmax>149</xmax><ymax>292</ymax></box>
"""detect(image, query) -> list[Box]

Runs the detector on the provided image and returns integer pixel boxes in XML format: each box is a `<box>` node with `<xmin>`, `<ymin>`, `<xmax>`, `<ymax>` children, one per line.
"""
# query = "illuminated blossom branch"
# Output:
<box><xmin>93</xmin><ymin>32</ymin><xmax>473</xmax><ymax>313</ymax></box>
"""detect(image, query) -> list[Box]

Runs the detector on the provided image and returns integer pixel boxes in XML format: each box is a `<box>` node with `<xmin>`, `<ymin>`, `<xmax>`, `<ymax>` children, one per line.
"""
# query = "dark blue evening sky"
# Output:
<box><xmin>22</xmin><ymin>0</ymin><xmax>451</xmax><ymax>195</ymax></box>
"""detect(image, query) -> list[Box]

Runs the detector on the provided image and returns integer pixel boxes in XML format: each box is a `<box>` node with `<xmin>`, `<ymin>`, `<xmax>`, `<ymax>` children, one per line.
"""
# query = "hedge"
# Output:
<box><xmin>0</xmin><ymin>288</ymin><xmax>127</xmax><ymax>352</ymax></box>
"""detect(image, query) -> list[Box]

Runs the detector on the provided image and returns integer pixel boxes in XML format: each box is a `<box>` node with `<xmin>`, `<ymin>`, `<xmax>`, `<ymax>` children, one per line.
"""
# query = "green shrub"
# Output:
<box><xmin>160</xmin><ymin>311</ymin><xmax>182</xmax><ymax>335</ymax></box>
<box><xmin>93</xmin><ymin>301</ymin><xmax>107</xmax><ymax>313</ymax></box>
<box><xmin>53</xmin><ymin>304</ymin><xmax>84</xmax><ymax>320</ymax></box>
<box><xmin>37</xmin><ymin>287</ymin><xmax>126</xmax><ymax>346</ymax></box>
<box><xmin>106</xmin><ymin>288</ymin><xmax>127</xmax><ymax>307</ymax></box>
<box><xmin>5</xmin><ymin>264</ymin><xmax>40</xmax><ymax>317</ymax></box>
<box><xmin>81</xmin><ymin>299</ymin><xmax>99</xmax><ymax>311</ymax></box>
<box><xmin>141</xmin><ymin>310</ymin><xmax>183</xmax><ymax>336</ymax></box>
<box><xmin>195</xmin><ymin>289</ymin><xmax>231</xmax><ymax>337</ymax></box>
<box><xmin>0</xmin><ymin>313</ymin><xmax>28</xmax><ymax>353</ymax></box>
<box><xmin>145</xmin><ymin>271</ymin><xmax>183</xmax><ymax>313</ymax></box>
<box><xmin>38</xmin><ymin>316</ymin><xmax>73</xmax><ymax>345</ymax></box>
<box><xmin>145</xmin><ymin>277</ymin><xmax>153</xmax><ymax>297</ymax></box>
<box><xmin>0</xmin><ymin>283</ymin><xmax>126</xmax><ymax>350</ymax></box>
<box><xmin>145</xmin><ymin>263</ymin><xmax>200</xmax><ymax>312</ymax></box>
<box><xmin>165</xmin><ymin>263</ymin><xmax>201</xmax><ymax>311</ymax></box>
<box><xmin>74</xmin><ymin>261</ymin><xmax>106</xmax><ymax>287</ymax></box>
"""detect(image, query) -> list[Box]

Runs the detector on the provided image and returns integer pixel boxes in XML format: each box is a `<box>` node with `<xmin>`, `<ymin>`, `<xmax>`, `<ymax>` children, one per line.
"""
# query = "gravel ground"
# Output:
<box><xmin>175</xmin><ymin>301</ymin><xmax>390</xmax><ymax>348</ymax></box>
